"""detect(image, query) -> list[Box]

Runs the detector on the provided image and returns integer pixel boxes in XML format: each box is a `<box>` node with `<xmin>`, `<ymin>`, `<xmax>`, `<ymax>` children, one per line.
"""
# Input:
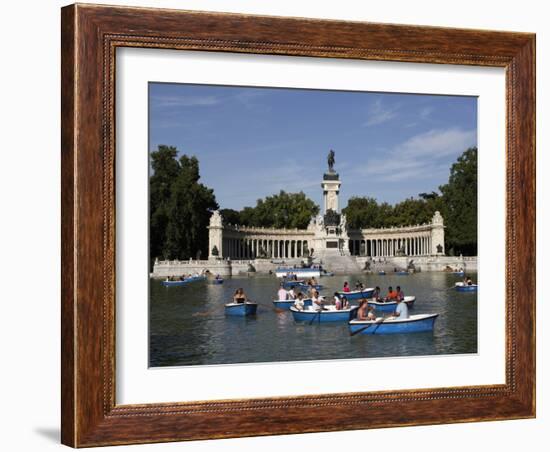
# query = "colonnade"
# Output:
<box><xmin>348</xmin><ymin>235</ymin><xmax>432</xmax><ymax>257</ymax></box>
<box><xmin>222</xmin><ymin>237</ymin><xmax>310</xmax><ymax>260</ymax></box>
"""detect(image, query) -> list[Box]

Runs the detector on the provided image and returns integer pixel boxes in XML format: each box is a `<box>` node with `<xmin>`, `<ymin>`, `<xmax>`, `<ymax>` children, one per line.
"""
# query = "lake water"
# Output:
<box><xmin>149</xmin><ymin>272</ymin><xmax>477</xmax><ymax>367</ymax></box>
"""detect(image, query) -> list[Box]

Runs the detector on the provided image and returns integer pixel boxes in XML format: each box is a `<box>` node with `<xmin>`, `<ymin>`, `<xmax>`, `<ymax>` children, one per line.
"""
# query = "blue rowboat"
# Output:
<box><xmin>455</xmin><ymin>282</ymin><xmax>478</xmax><ymax>292</ymax></box>
<box><xmin>367</xmin><ymin>296</ymin><xmax>416</xmax><ymax>313</ymax></box>
<box><xmin>452</xmin><ymin>271</ymin><xmax>465</xmax><ymax>276</ymax></box>
<box><xmin>396</xmin><ymin>271</ymin><xmax>410</xmax><ymax>275</ymax></box>
<box><xmin>163</xmin><ymin>275</ymin><xmax>207</xmax><ymax>286</ymax></box>
<box><xmin>321</xmin><ymin>271</ymin><xmax>334</xmax><ymax>277</ymax></box>
<box><xmin>224</xmin><ymin>302</ymin><xmax>258</xmax><ymax>316</ymax></box>
<box><xmin>272</xmin><ymin>298</ymin><xmax>313</xmax><ymax>309</ymax></box>
<box><xmin>378</xmin><ymin>271</ymin><xmax>386</xmax><ymax>275</ymax></box>
<box><xmin>349</xmin><ymin>313</ymin><xmax>438</xmax><ymax>335</ymax></box>
<box><xmin>336</xmin><ymin>288</ymin><xmax>375</xmax><ymax>301</ymax></box>
<box><xmin>161</xmin><ymin>280</ymin><xmax>188</xmax><ymax>287</ymax></box>
<box><xmin>212</xmin><ymin>278</ymin><xmax>224</xmax><ymax>284</ymax></box>
<box><xmin>296</xmin><ymin>283</ymin><xmax>323</xmax><ymax>291</ymax></box>
<box><xmin>290</xmin><ymin>306</ymin><xmax>359</xmax><ymax>323</ymax></box>
<box><xmin>282</xmin><ymin>280</ymin><xmax>305</xmax><ymax>289</ymax></box>
<box><xmin>275</xmin><ymin>267</ymin><xmax>321</xmax><ymax>278</ymax></box>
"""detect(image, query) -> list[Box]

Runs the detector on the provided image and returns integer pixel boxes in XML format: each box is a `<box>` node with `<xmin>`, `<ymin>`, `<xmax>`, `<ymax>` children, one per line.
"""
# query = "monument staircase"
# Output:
<box><xmin>315</xmin><ymin>249</ymin><xmax>362</xmax><ymax>274</ymax></box>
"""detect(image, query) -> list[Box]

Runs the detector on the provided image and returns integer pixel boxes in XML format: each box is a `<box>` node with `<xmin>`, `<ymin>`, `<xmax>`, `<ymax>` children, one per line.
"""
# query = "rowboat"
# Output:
<box><xmin>349</xmin><ymin>313</ymin><xmax>438</xmax><ymax>335</ymax></box>
<box><xmin>272</xmin><ymin>298</ymin><xmax>313</xmax><ymax>309</ymax></box>
<box><xmin>224</xmin><ymin>302</ymin><xmax>258</xmax><ymax>316</ymax></box>
<box><xmin>378</xmin><ymin>271</ymin><xmax>386</xmax><ymax>275</ymax></box>
<box><xmin>321</xmin><ymin>270</ymin><xmax>334</xmax><ymax>277</ymax></box>
<box><xmin>336</xmin><ymin>288</ymin><xmax>375</xmax><ymax>301</ymax></box>
<box><xmin>455</xmin><ymin>282</ymin><xmax>478</xmax><ymax>292</ymax></box>
<box><xmin>367</xmin><ymin>296</ymin><xmax>416</xmax><ymax>313</ymax></box>
<box><xmin>396</xmin><ymin>271</ymin><xmax>410</xmax><ymax>275</ymax></box>
<box><xmin>290</xmin><ymin>305</ymin><xmax>359</xmax><ymax>323</ymax></box>
<box><xmin>282</xmin><ymin>280</ymin><xmax>305</xmax><ymax>289</ymax></box>
<box><xmin>212</xmin><ymin>278</ymin><xmax>224</xmax><ymax>284</ymax></box>
<box><xmin>162</xmin><ymin>275</ymin><xmax>207</xmax><ymax>286</ymax></box>
<box><xmin>452</xmin><ymin>271</ymin><xmax>465</xmax><ymax>276</ymax></box>
<box><xmin>275</xmin><ymin>267</ymin><xmax>321</xmax><ymax>278</ymax></box>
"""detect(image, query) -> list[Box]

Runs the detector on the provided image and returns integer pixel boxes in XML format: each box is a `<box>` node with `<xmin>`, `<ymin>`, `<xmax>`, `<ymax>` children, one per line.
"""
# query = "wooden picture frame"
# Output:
<box><xmin>61</xmin><ymin>3</ymin><xmax>535</xmax><ymax>447</ymax></box>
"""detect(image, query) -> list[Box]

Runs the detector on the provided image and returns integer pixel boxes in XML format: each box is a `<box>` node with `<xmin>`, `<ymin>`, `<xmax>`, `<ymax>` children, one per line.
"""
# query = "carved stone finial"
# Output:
<box><xmin>209</xmin><ymin>210</ymin><xmax>223</xmax><ymax>227</ymax></box>
<box><xmin>432</xmin><ymin>210</ymin><xmax>444</xmax><ymax>225</ymax></box>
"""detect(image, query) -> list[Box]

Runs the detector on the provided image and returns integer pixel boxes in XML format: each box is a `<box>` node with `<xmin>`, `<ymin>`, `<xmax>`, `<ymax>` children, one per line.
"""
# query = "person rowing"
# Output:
<box><xmin>294</xmin><ymin>293</ymin><xmax>306</xmax><ymax>311</ymax></box>
<box><xmin>390</xmin><ymin>297</ymin><xmax>409</xmax><ymax>319</ymax></box>
<box><xmin>233</xmin><ymin>288</ymin><xmax>248</xmax><ymax>304</ymax></box>
<box><xmin>372</xmin><ymin>286</ymin><xmax>382</xmax><ymax>301</ymax></box>
<box><xmin>357</xmin><ymin>299</ymin><xmax>376</xmax><ymax>320</ymax></box>
<box><xmin>311</xmin><ymin>290</ymin><xmax>325</xmax><ymax>310</ymax></box>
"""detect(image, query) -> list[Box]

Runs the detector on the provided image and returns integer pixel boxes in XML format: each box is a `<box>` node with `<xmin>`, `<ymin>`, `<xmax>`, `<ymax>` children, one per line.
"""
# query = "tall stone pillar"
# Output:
<box><xmin>208</xmin><ymin>211</ymin><xmax>224</xmax><ymax>259</ymax></box>
<box><xmin>431</xmin><ymin>211</ymin><xmax>445</xmax><ymax>255</ymax></box>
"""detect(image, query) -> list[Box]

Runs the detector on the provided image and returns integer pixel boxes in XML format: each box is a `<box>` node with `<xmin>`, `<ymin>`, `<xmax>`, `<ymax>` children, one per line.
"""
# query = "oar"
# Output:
<box><xmin>309</xmin><ymin>309</ymin><xmax>321</xmax><ymax>325</ymax></box>
<box><xmin>350</xmin><ymin>317</ymin><xmax>386</xmax><ymax>336</ymax></box>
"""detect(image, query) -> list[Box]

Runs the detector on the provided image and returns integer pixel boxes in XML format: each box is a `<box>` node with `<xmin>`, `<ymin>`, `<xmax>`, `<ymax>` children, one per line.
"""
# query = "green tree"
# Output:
<box><xmin>343</xmin><ymin>197</ymin><xmax>385</xmax><ymax>229</ymax></box>
<box><xmin>164</xmin><ymin>155</ymin><xmax>218</xmax><ymax>259</ymax></box>
<box><xmin>219</xmin><ymin>208</ymin><xmax>241</xmax><ymax>226</ymax></box>
<box><xmin>439</xmin><ymin>147</ymin><xmax>477</xmax><ymax>255</ymax></box>
<box><xmin>149</xmin><ymin>145</ymin><xmax>180</xmax><ymax>262</ymax></box>
<box><xmin>149</xmin><ymin>148</ymin><xmax>218</xmax><ymax>264</ymax></box>
<box><xmin>238</xmin><ymin>191</ymin><xmax>319</xmax><ymax>229</ymax></box>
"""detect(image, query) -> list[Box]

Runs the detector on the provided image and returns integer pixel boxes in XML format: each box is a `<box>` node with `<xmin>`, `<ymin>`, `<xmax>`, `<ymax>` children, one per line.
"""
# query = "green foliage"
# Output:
<box><xmin>227</xmin><ymin>191</ymin><xmax>320</xmax><ymax>229</ymax></box>
<box><xmin>439</xmin><ymin>147</ymin><xmax>477</xmax><ymax>255</ymax></box>
<box><xmin>149</xmin><ymin>147</ymin><xmax>218</xmax><ymax>264</ymax></box>
<box><xmin>342</xmin><ymin>147</ymin><xmax>477</xmax><ymax>255</ymax></box>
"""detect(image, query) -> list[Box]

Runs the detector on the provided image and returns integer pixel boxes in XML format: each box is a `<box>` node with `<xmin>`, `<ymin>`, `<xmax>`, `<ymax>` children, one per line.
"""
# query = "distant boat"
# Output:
<box><xmin>396</xmin><ymin>271</ymin><xmax>410</xmax><ymax>275</ymax></box>
<box><xmin>282</xmin><ymin>280</ymin><xmax>305</xmax><ymax>289</ymax></box>
<box><xmin>161</xmin><ymin>275</ymin><xmax>207</xmax><ymax>287</ymax></box>
<box><xmin>367</xmin><ymin>296</ymin><xmax>416</xmax><ymax>313</ymax></box>
<box><xmin>275</xmin><ymin>267</ymin><xmax>321</xmax><ymax>278</ymax></box>
<box><xmin>320</xmin><ymin>270</ymin><xmax>334</xmax><ymax>277</ymax></box>
<box><xmin>349</xmin><ymin>313</ymin><xmax>438</xmax><ymax>335</ymax></box>
<box><xmin>336</xmin><ymin>288</ymin><xmax>375</xmax><ymax>301</ymax></box>
<box><xmin>212</xmin><ymin>278</ymin><xmax>224</xmax><ymax>284</ymax></box>
<box><xmin>289</xmin><ymin>305</ymin><xmax>359</xmax><ymax>323</ymax></box>
<box><xmin>378</xmin><ymin>271</ymin><xmax>386</xmax><ymax>275</ymax></box>
<box><xmin>224</xmin><ymin>302</ymin><xmax>258</xmax><ymax>316</ymax></box>
<box><xmin>272</xmin><ymin>298</ymin><xmax>313</xmax><ymax>309</ymax></box>
<box><xmin>452</xmin><ymin>271</ymin><xmax>465</xmax><ymax>276</ymax></box>
<box><xmin>455</xmin><ymin>282</ymin><xmax>478</xmax><ymax>292</ymax></box>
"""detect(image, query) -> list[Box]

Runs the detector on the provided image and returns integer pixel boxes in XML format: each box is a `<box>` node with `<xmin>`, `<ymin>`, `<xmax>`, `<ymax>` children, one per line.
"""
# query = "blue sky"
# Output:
<box><xmin>149</xmin><ymin>83</ymin><xmax>477</xmax><ymax>210</ymax></box>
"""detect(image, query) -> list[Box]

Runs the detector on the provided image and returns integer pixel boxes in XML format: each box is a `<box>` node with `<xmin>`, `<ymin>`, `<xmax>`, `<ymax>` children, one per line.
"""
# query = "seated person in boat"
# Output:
<box><xmin>396</xmin><ymin>286</ymin><xmax>405</xmax><ymax>301</ymax></box>
<box><xmin>333</xmin><ymin>292</ymin><xmax>342</xmax><ymax>310</ymax></box>
<box><xmin>372</xmin><ymin>286</ymin><xmax>382</xmax><ymax>301</ymax></box>
<box><xmin>385</xmin><ymin>286</ymin><xmax>398</xmax><ymax>301</ymax></box>
<box><xmin>355</xmin><ymin>281</ymin><xmax>364</xmax><ymax>290</ymax></box>
<box><xmin>311</xmin><ymin>290</ymin><xmax>325</xmax><ymax>310</ymax></box>
<box><xmin>342</xmin><ymin>281</ymin><xmax>351</xmax><ymax>293</ymax></box>
<box><xmin>392</xmin><ymin>298</ymin><xmax>410</xmax><ymax>319</ymax></box>
<box><xmin>277</xmin><ymin>284</ymin><xmax>288</xmax><ymax>301</ymax></box>
<box><xmin>287</xmin><ymin>287</ymin><xmax>297</xmax><ymax>300</ymax></box>
<box><xmin>233</xmin><ymin>288</ymin><xmax>248</xmax><ymax>303</ymax></box>
<box><xmin>341</xmin><ymin>296</ymin><xmax>349</xmax><ymax>309</ymax></box>
<box><xmin>357</xmin><ymin>300</ymin><xmax>376</xmax><ymax>320</ymax></box>
<box><xmin>311</xmin><ymin>277</ymin><xmax>318</xmax><ymax>286</ymax></box>
<box><xmin>179</xmin><ymin>274</ymin><xmax>186</xmax><ymax>281</ymax></box>
<box><xmin>215</xmin><ymin>274</ymin><xmax>221</xmax><ymax>280</ymax></box>
<box><xmin>465</xmin><ymin>276</ymin><xmax>473</xmax><ymax>286</ymax></box>
<box><xmin>294</xmin><ymin>293</ymin><xmax>305</xmax><ymax>311</ymax></box>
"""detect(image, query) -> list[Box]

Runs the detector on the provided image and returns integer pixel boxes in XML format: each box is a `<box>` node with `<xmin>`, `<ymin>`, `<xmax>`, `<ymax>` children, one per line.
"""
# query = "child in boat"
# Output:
<box><xmin>396</xmin><ymin>286</ymin><xmax>405</xmax><ymax>301</ymax></box>
<box><xmin>342</xmin><ymin>281</ymin><xmax>351</xmax><ymax>293</ymax></box>
<box><xmin>294</xmin><ymin>293</ymin><xmax>305</xmax><ymax>311</ymax></box>
<box><xmin>372</xmin><ymin>286</ymin><xmax>382</xmax><ymax>301</ymax></box>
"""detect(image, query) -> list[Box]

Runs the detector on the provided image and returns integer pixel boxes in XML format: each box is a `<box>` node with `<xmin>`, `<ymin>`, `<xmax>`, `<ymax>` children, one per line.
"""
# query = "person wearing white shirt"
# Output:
<box><xmin>311</xmin><ymin>290</ymin><xmax>324</xmax><ymax>310</ymax></box>
<box><xmin>393</xmin><ymin>298</ymin><xmax>409</xmax><ymax>319</ymax></box>
<box><xmin>294</xmin><ymin>293</ymin><xmax>305</xmax><ymax>311</ymax></box>
<box><xmin>287</xmin><ymin>287</ymin><xmax>296</xmax><ymax>300</ymax></box>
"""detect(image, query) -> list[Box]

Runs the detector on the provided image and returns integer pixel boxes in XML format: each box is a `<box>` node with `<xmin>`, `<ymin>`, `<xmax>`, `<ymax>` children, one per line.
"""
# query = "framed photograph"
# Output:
<box><xmin>61</xmin><ymin>3</ymin><xmax>535</xmax><ymax>447</ymax></box>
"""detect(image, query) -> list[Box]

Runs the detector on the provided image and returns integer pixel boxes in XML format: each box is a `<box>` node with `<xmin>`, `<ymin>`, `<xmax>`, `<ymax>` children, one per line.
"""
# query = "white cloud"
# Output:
<box><xmin>363</xmin><ymin>99</ymin><xmax>399</xmax><ymax>127</ymax></box>
<box><xmin>151</xmin><ymin>95</ymin><xmax>221</xmax><ymax>108</ymax></box>
<box><xmin>354</xmin><ymin>127</ymin><xmax>476</xmax><ymax>182</ymax></box>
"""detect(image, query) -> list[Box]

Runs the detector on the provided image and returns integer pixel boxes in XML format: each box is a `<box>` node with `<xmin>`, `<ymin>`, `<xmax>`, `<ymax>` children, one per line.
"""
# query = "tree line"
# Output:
<box><xmin>149</xmin><ymin>145</ymin><xmax>477</xmax><ymax>264</ymax></box>
<box><xmin>342</xmin><ymin>147</ymin><xmax>477</xmax><ymax>255</ymax></box>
